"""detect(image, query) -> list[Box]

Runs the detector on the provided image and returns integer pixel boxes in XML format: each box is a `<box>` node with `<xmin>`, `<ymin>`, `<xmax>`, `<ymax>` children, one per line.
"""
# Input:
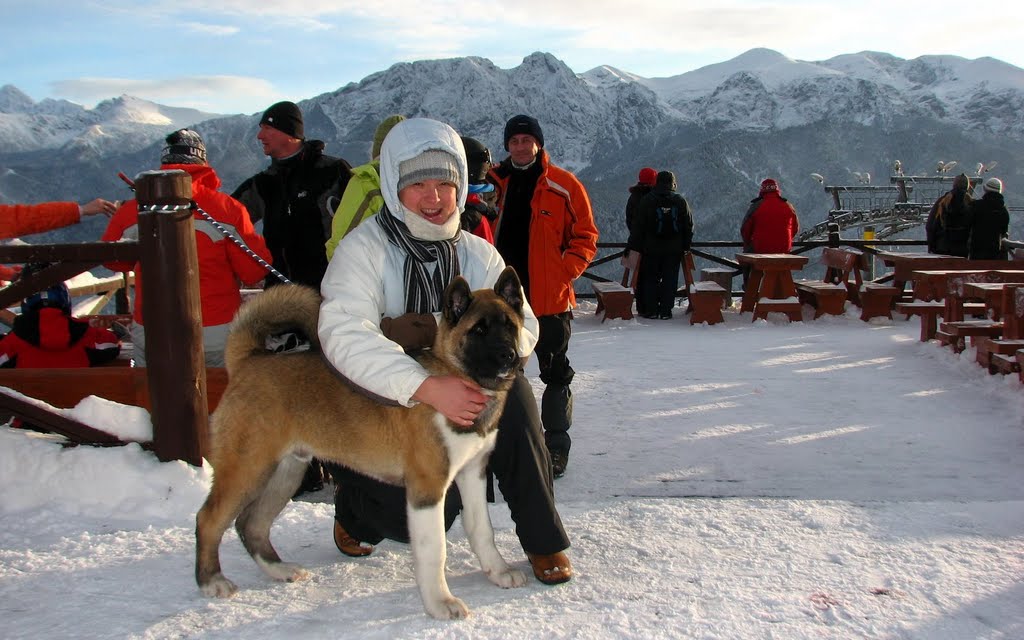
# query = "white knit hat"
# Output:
<box><xmin>397</xmin><ymin>150</ymin><xmax>461</xmax><ymax>193</ymax></box>
<box><xmin>984</xmin><ymin>177</ymin><xmax>1003</xmax><ymax>194</ymax></box>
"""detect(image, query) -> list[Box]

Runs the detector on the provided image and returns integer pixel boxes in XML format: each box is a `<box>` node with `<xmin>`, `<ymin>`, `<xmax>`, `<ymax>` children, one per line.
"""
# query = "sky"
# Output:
<box><xmin>3</xmin><ymin>1</ymin><xmax>1024</xmax><ymax>116</ymax></box>
<box><xmin>1</xmin><ymin>293</ymin><xmax>1023</xmax><ymax>638</ymax></box>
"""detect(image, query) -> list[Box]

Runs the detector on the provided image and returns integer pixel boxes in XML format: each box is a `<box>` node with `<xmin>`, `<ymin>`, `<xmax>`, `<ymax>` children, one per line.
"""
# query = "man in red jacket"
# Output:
<box><xmin>102</xmin><ymin>129</ymin><xmax>272</xmax><ymax>367</ymax></box>
<box><xmin>740</xmin><ymin>178</ymin><xmax>800</xmax><ymax>285</ymax></box>
<box><xmin>488</xmin><ymin>115</ymin><xmax>598</xmax><ymax>478</ymax></box>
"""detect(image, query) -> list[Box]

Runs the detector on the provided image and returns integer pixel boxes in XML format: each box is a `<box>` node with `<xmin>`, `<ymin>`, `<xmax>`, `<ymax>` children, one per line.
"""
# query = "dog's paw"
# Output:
<box><xmin>486</xmin><ymin>566</ymin><xmax>528</xmax><ymax>588</ymax></box>
<box><xmin>199</xmin><ymin>575</ymin><xmax>238</xmax><ymax>598</ymax></box>
<box><xmin>264</xmin><ymin>561</ymin><xmax>309</xmax><ymax>583</ymax></box>
<box><xmin>424</xmin><ymin>596</ymin><xmax>471</xmax><ymax>620</ymax></box>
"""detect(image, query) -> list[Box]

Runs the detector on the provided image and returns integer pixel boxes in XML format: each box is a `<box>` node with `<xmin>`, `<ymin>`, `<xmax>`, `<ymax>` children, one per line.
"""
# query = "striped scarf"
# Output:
<box><xmin>377</xmin><ymin>207</ymin><xmax>461</xmax><ymax>313</ymax></box>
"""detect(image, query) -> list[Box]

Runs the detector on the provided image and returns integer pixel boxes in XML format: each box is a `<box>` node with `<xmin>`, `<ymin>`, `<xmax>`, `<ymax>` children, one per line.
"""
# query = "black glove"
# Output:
<box><xmin>380</xmin><ymin>313</ymin><xmax>437</xmax><ymax>351</ymax></box>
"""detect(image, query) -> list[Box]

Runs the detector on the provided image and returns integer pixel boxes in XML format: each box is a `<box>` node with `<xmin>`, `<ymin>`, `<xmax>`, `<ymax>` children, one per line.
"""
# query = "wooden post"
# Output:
<box><xmin>863</xmin><ymin>226</ymin><xmax>876</xmax><ymax>280</ymax></box>
<box><xmin>134</xmin><ymin>170</ymin><xmax>208</xmax><ymax>466</ymax></box>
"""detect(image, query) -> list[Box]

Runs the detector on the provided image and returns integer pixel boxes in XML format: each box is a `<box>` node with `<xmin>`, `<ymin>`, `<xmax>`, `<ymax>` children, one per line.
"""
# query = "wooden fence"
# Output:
<box><xmin>0</xmin><ymin>171</ymin><xmax>210</xmax><ymax>465</ymax></box>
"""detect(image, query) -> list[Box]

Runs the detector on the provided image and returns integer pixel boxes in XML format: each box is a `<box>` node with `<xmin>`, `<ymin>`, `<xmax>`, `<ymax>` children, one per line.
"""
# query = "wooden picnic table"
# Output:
<box><xmin>937</xmin><ymin>270</ymin><xmax>1024</xmax><ymax>320</ymax></box>
<box><xmin>876</xmin><ymin>252</ymin><xmax>968</xmax><ymax>299</ymax></box>
<box><xmin>963</xmin><ymin>282</ymin><xmax>1015</xmax><ymax>320</ymax></box>
<box><xmin>876</xmin><ymin>251</ymin><xmax>1021</xmax><ymax>300</ymax></box>
<box><xmin>736</xmin><ymin>253</ymin><xmax>809</xmax><ymax>321</ymax></box>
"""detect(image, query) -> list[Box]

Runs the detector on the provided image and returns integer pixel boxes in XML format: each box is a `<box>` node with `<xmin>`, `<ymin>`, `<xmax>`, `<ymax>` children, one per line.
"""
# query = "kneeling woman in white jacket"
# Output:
<box><xmin>318</xmin><ymin>117</ymin><xmax>572</xmax><ymax>586</ymax></box>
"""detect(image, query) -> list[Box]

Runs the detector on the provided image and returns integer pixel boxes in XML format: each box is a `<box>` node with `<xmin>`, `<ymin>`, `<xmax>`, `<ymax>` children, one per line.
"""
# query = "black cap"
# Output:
<box><xmin>161</xmin><ymin>128</ymin><xmax>207</xmax><ymax>165</ymax></box>
<box><xmin>503</xmin><ymin>114</ymin><xmax>544</xmax><ymax>150</ymax></box>
<box><xmin>260</xmin><ymin>101</ymin><xmax>304</xmax><ymax>139</ymax></box>
<box><xmin>460</xmin><ymin>136</ymin><xmax>492</xmax><ymax>183</ymax></box>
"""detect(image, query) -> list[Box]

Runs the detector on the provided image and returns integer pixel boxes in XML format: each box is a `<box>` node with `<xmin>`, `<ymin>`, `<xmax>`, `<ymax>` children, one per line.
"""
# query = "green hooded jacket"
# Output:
<box><xmin>325</xmin><ymin>160</ymin><xmax>383</xmax><ymax>259</ymax></box>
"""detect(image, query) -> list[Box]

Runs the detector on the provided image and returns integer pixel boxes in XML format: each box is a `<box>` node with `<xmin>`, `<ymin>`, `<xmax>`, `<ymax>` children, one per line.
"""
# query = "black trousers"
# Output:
<box><xmin>327</xmin><ymin>371</ymin><xmax>571</xmax><ymax>555</ymax></box>
<box><xmin>640</xmin><ymin>253</ymin><xmax>682</xmax><ymax>317</ymax></box>
<box><xmin>535</xmin><ymin>312</ymin><xmax>575</xmax><ymax>455</ymax></box>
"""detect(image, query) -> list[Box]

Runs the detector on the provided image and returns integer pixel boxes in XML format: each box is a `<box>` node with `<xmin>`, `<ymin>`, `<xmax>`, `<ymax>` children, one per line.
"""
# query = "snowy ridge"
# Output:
<box><xmin>1</xmin><ymin>49</ymin><xmax>1022</xmax><ymax>248</ymax></box>
<box><xmin>0</xmin><ymin>85</ymin><xmax>222</xmax><ymax>154</ymax></box>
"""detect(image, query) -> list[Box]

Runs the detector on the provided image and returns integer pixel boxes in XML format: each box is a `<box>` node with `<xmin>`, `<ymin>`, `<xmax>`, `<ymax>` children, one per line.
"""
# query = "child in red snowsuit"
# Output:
<box><xmin>0</xmin><ymin>279</ymin><xmax>121</xmax><ymax>369</ymax></box>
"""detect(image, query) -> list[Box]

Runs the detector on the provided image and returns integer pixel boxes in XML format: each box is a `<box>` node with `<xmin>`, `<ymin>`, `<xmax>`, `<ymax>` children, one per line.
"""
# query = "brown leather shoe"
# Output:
<box><xmin>333</xmin><ymin>520</ymin><xmax>374</xmax><ymax>557</ymax></box>
<box><xmin>527</xmin><ymin>551</ymin><xmax>573</xmax><ymax>585</ymax></box>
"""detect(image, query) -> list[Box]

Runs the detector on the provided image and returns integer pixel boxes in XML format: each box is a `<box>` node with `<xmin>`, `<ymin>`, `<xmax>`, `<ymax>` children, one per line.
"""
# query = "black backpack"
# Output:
<box><xmin>655</xmin><ymin>205</ymin><xmax>680</xmax><ymax>236</ymax></box>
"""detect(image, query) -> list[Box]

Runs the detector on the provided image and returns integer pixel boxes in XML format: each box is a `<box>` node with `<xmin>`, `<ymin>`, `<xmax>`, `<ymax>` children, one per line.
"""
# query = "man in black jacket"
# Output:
<box><xmin>232</xmin><ymin>101</ymin><xmax>351</xmax><ymax>496</ymax></box>
<box><xmin>232</xmin><ymin>101</ymin><xmax>352</xmax><ymax>288</ymax></box>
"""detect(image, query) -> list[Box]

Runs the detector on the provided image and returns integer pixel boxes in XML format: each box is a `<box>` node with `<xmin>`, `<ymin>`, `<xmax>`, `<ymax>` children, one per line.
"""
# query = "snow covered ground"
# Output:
<box><xmin>1</xmin><ymin>299</ymin><xmax>1022</xmax><ymax>639</ymax></box>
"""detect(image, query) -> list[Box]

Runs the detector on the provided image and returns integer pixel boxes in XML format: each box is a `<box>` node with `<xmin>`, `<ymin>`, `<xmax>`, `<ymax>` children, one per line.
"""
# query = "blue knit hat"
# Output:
<box><xmin>18</xmin><ymin>262</ymin><xmax>72</xmax><ymax>315</ymax></box>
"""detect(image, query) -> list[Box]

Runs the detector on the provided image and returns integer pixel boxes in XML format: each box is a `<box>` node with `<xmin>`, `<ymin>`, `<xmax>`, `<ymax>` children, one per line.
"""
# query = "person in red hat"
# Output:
<box><xmin>739</xmin><ymin>178</ymin><xmax>800</xmax><ymax>286</ymax></box>
<box><xmin>625</xmin><ymin>167</ymin><xmax>658</xmax><ymax>232</ymax></box>
<box><xmin>740</xmin><ymin>178</ymin><xmax>799</xmax><ymax>253</ymax></box>
<box><xmin>624</xmin><ymin>167</ymin><xmax>658</xmax><ymax>315</ymax></box>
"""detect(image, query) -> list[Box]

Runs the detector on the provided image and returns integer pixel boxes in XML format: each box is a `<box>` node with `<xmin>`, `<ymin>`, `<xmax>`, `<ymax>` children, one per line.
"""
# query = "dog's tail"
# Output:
<box><xmin>224</xmin><ymin>284</ymin><xmax>322</xmax><ymax>375</ymax></box>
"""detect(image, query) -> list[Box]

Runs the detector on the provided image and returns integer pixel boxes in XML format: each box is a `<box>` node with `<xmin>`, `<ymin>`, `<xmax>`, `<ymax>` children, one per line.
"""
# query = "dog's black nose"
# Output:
<box><xmin>497</xmin><ymin>346</ymin><xmax>516</xmax><ymax>366</ymax></box>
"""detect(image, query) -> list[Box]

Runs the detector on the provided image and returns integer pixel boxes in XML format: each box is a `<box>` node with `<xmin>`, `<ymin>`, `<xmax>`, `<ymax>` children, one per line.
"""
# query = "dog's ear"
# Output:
<box><xmin>442</xmin><ymin>276</ymin><xmax>473</xmax><ymax>325</ymax></box>
<box><xmin>494</xmin><ymin>267</ymin><xmax>524</xmax><ymax>317</ymax></box>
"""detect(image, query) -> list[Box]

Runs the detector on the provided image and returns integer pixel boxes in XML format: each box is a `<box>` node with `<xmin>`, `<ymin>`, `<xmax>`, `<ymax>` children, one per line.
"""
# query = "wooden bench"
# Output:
<box><xmin>795</xmin><ymin>248</ymin><xmax>850</xmax><ymax>318</ymax></box>
<box><xmin>973</xmin><ymin>285</ymin><xmax>1024</xmax><ymax>372</ymax></box>
<box><xmin>699</xmin><ymin>267</ymin><xmax>734</xmax><ymax>309</ymax></box>
<box><xmin>592</xmin><ymin>252</ymin><xmax>639</xmax><ymax>322</ymax></box>
<box><xmin>895</xmin><ymin>300</ymin><xmax>986</xmax><ymax>342</ymax></box>
<box><xmin>935</xmin><ymin>271</ymin><xmax>1024</xmax><ymax>352</ymax></box>
<box><xmin>936</xmin><ymin>320</ymin><xmax>1003</xmax><ymax>353</ymax></box>
<box><xmin>682</xmin><ymin>252</ymin><xmax>727</xmax><ymax>325</ymax></box>
<box><xmin>0</xmin><ymin>366</ymin><xmax>228</xmax><ymax>415</ymax></box>
<box><xmin>798</xmin><ymin>248</ymin><xmax>897</xmax><ymax>321</ymax></box>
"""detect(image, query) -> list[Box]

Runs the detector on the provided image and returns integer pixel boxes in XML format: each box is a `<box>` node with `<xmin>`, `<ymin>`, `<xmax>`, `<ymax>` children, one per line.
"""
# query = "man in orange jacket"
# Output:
<box><xmin>102</xmin><ymin>128</ymin><xmax>271</xmax><ymax>367</ymax></box>
<box><xmin>488</xmin><ymin>114</ymin><xmax>598</xmax><ymax>478</ymax></box>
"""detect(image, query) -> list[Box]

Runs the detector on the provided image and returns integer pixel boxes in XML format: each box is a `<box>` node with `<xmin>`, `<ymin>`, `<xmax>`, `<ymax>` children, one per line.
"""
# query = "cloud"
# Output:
<box><xmin>50</xmin><ymin>76</ymin><xmax>278</xmax><ymax>114</ymax></box>
<box><xmin>183</xmin><ymin>22</ymin><xmax>239</xmax><ymax>36</ymax></box>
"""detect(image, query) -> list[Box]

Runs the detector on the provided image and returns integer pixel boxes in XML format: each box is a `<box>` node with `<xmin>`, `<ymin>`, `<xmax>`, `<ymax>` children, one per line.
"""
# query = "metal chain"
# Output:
<box><xmin>139</xmin><ymin>202</ymin><xmax>292</xmax><ymax>285</ymax></box>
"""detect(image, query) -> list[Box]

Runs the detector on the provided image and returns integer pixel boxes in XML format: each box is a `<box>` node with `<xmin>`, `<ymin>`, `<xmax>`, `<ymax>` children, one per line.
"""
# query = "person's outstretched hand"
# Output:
<box><xmin>81</xmin><ymin>198</ymin><xmax>118</xmax><ymax>217</ymax></box>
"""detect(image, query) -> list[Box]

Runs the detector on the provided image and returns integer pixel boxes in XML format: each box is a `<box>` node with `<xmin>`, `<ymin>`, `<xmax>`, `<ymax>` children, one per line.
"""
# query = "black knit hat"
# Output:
<box><xmin>656</xmin><ymin>170</ymin><xmax>677</xmax><ymax>190</ymax></box>
<box><xmin>503</xmin><ymin>114</ymin><xmax>544</xmax><ymax>150</ymax></box>
<box><xmin>161</xmin><ymin>128</ymin><xmax>207</xmax><ymax>165</ymax></box>
<box><xmin>460</xmin><ymin>136</ymin><xmax>492</xmax><ymax>183</ymax></box>
<box><xmin>260</xmin><ymin>101</ymin><xmax>304</xmax><ymax>139</ymax></box>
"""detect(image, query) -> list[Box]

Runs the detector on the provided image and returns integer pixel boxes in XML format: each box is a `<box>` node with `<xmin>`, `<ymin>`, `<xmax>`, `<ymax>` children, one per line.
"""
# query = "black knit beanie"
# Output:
<box><xmin>503</xmin><ymin>114</ymin><xmax>544</xmax><ymax>150</ymax></box>
<box><xmin>260</xmin><ymin>101</ymin><xmax>304</xmax><ymax>139</ymax></box>
<box><xmin>161</xmin><ymin>128</ymin><xmax>207</xmax><ymax>165</ymax></box>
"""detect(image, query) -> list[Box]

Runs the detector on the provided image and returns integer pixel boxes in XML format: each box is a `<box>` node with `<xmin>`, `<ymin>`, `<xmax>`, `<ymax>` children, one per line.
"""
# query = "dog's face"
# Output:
<box><xmin>438</xmin><ymin>267</ymin><xmax>524</xmax><ymax>391</ymax></box>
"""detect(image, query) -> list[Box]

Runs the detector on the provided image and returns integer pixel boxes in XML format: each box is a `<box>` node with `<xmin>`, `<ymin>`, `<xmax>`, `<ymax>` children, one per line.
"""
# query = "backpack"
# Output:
<box><xmin>655</xmin><ymin>205</ymin><xmax>680</xmax><ymax>236</ymax></box>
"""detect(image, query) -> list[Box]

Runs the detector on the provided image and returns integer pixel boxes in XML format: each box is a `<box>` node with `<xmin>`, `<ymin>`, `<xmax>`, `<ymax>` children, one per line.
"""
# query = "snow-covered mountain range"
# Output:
<box><xmin>2</xmin><ymin>48</ymin><xmax>1021</xmax><ymax>248</ymax></box>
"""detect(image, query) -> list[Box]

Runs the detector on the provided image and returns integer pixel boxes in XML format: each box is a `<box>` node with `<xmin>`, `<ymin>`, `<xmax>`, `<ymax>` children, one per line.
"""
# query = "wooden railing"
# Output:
<box><xmin>580</xmin><ymin>238</ymin><xmax>929</xmax><ymax>299</ymax></box>
<box><xmin>0</xmin><ymin>171</ymin><xmax>211</xmax><ymax>466</ymax></box>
